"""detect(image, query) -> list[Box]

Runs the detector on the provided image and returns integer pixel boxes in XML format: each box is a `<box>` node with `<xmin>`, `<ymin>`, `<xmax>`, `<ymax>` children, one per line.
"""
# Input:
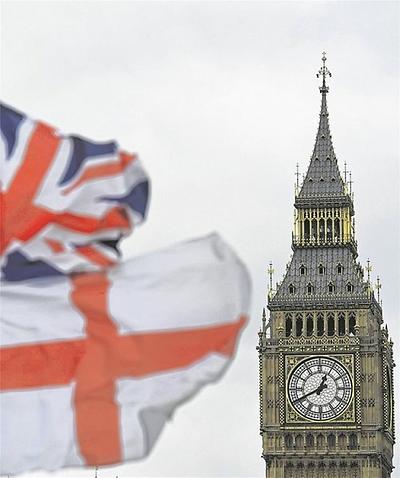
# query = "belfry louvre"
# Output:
<box><xmin>258</xmin><ymin>54</ymin><xmax>394</xmax><ymax>478</ymax></box>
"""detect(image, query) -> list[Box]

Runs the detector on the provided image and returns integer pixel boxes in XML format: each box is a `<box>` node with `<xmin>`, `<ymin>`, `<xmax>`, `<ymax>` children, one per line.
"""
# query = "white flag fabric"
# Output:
<box><xmin>1</xmin><ymin>234</ymin><xmax>250</xmax><ymax>475</ymax></box>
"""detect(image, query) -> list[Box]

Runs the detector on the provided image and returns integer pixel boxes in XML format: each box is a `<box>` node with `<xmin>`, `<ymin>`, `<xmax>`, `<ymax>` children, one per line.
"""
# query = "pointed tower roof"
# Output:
<box><xmin>267</xmin><ymin>53</ymin><xmax>375</xmax><ymax>311</ymax></box>
<box><xmin>296</xmin><ymin>53</ymin><xmax>351</xmax><ymax>208</ymax></box>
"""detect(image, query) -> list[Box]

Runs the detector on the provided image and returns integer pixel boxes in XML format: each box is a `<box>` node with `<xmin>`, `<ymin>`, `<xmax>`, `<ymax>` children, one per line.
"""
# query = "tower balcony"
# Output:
<box><xmin>292</xmin><ymin>233</ymin><xmax>358</xmax><ymax>254</ymax></box>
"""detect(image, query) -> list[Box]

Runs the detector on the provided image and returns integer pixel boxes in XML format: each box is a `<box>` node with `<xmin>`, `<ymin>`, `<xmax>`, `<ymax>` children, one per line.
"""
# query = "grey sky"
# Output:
<box><xmin>1</xmin><ymin>1</ymin><xmax>399</xmax><ymax>476</ymax></box>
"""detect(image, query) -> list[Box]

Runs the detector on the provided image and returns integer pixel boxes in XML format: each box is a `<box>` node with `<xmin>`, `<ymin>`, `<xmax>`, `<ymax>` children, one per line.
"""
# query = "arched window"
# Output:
<box><xmin>296</xmin><ymin>314</ymin><xmax>303</xmax><ymax>336</ymax></box>
<box><xmin>295</xmin><ymin>434</ymin><xmax>304</xmax><ymax>449</ymax></box>
<box><xmin>285</xmin><ymin>434</ymin><xmax>293</xmax><ymax>449</ymax></box>
<box><xmin>338</xmin><ymin>312</ymin><xmax>345</xmax><ymax>336</ymax></box>
<box><xmin>286</xmin><ymin>462</ymin><xmax>294</xmax><ymax>478</ymax></box>
<box><xmin>285</xmin><ymin>314</ymin><xmax>293</xmax><ymax>337</ymax></box>
<box><xmin>300</xmin><ymin>264</ymin><xmax>307</xmax><ymax>275</ymax></box>
<box><xmin>327</xmin><ymin>218</ymin><xmax>333</xmax><ymax>241</ymax></box>
<box><xmin>318</xmin><ymin>264</ymin><xmax>325</xmax><ymax>275</ymax></box>
<box><xmin>338</xmin><ymin>433</ymin><xmax>346</xmax><ymax>448</ymax></box>
<box><xmin>307</xmin><ymin>283</ymin><xmax>314</xmax><ymax>295</ymax></box>
<box><xmin>347</xmin><ymin>282</ymin><xmax>354</xmax><ymax>293</ymax></box>
<box><xmin>311</xmin><ymin>219</ymin><xmax>317</xmax><ymax>241</ymax></box>
<box><xmin>328</xmin><ymin>282</ymin><xmax>335</xmax><ymax>293</ymax></box>
<box><xmin>304</xmin><ymin>220</ymin><xmax>310</xmax><ymax>241</ymax></box>
<box><xmin>337</xmin><ymin>263</ymin><xmax>343</xmax><ymax>274</ymax></box>
<box><xmin>288</xmin><ymin>283</ymin><xmax>295</xmax><ymax>295</ymax></box>
<box><xmin>319</xmin><ymin>219</ymin><xmax>325</xmax><ymax>241</ymax></box>
<box><xmin>306</xmin><ymin>434</ymin><xmax>314</xmax><ymax>448</ymax></box>
<box><xmin>349</xmin><ymin>434</ymin><xmax>358</xmax><ymax>450</ymax></box>
<box><xmin>334</xmin><ymin>217</ymin><xmax>340</xmax><ymax>240</ymax></box>
<box><xmin>306</xmin><ymin>313</ymin><xmax>313</xmax><ymax>336</ymax></box>
<box><xmin>349</xmin><ymin>312</ymin><xmax>356</xmax><ymax>335</ymax></box>
<box><xmin>317</xmin><ymin>313</ymin><xmax>324</xmax><ymax>336</ymax></box>
<box><xmin>327</xmin><ymin>313</ymin><xmax>335</xmax><ymax>336</ymax></box>
<box><xmin>327</xmin><ymin>434</ymin><xmax>336</xmax><ymax>449</ymax></box>
<box><xmin>317</xmin><ymin>434</ymin><xmax>324</xmax><ymax>448</ymax></box>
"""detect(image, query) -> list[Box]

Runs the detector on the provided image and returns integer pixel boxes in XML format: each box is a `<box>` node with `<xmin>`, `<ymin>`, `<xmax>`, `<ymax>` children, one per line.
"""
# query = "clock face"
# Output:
<box><xmin>287</xmin><ymin>356</ymin><xmax>353</xmax><ymax>421</ymax></box>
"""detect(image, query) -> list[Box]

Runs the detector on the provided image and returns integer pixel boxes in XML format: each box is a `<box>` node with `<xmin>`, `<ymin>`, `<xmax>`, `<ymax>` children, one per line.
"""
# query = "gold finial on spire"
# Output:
<box><xmin>366</xmin><ymin>259</ymin><xmax>372</xmax><ymax>297</ymax></box>
<box><xmin>267</xmin><ymin>262</ymin><xmax>274</xmax><ymax>300</ymax></box>
<box><xmin>366</xmin><ymin>258</ymin><xmax>372</xmax><ymax>282</ymax></box>
<box><xmin>295</xmin><ymin>162</ymin><xmax>300</xmax><ymax>190</ymax></box>
<box><xmin>317</xmin><ymin>51</ymin><xmax>332</xmax><ymax>93</ymax></box>
<box><xmin>366</xmin><ymin>259</ymin><xmax>372</xmax><ymax>279</ymax></box>
<box><xmin>348</xmin><ymin>171</ymin><xmax>353</xmax><ymax>196</ymax></box>
<box><xmin>262</xmin><ymin>308</ymin><xmax>267</xmax><ymax>334</ymax></box>
<box><xmin>376</xmin><ymin>276</ymin><xmax>382</xmax><ymax>305</ymax></box>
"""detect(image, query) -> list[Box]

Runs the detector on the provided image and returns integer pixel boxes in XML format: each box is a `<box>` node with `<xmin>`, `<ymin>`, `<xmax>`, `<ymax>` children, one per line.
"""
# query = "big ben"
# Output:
<box><xmin>258</xmin><ymin>54</ymin><xmax>395</xmax><ymax>477</ymax></box>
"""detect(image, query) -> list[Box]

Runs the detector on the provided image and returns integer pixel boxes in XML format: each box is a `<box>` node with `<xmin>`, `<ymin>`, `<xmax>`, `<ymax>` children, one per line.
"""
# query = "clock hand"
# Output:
<box><xmin>316</xmin><ymin>383</ymin><xmax>328</xmax><ymax>395</ymax></box>
<box><xmin>292</xmin><ymin>387</ymin><xmax>321</xmax><ymax>403</ymax></box>
<box><xmin>292</xmin><ymin>375</ymin><xmax>328</xmax><ymax>403</ymax></box>
<box><xmin>316</xmin><ymin>375</ymin><xmax>328</xmax><ymax>395</ymax></box>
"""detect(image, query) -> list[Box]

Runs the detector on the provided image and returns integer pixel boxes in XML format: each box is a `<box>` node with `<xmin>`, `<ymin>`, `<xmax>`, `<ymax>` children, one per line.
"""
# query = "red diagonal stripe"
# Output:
<box><xmin>53</xmin><ymin>206</ymin><xmax>130</xmax><ymax>233</ymax></box>
<box><xmin>0</xmin><ymin>120</ymin><xmax>131</xmax><ymax>255</ymax></box>
<box><xmin>62</xmin><ymin>152</ymin><xmax>136</xmax><ymax>195</ymax></box>
<box><xmin>44</xmin><ymin>238</ymin><xmax>66</xmax><ymax>254</ymax></box>
<box><xmin>75</xmin><ymin>245</ymin><xmax>116</xmax><ymax>267</ymax></box>
<box><xmin>1</xmin><ymin>123</ymin><xmax>60</xmax><ymax>254</ymax></box>
<box><xmin>1</xmin><ymin>205</ymin><xmax>131</xmax><ymax>250</ymax></box>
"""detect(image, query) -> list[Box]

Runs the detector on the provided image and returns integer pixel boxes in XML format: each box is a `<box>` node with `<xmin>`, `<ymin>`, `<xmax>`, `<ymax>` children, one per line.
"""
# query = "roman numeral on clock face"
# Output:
<box><xmin>287</xmin><ymin>356</ymin><xmax>353</xmax><ymax>421</ymax></box>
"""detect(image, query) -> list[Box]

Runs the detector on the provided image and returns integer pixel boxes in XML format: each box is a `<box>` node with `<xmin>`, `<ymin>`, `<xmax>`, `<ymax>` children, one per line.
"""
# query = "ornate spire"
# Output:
<box><xmin>317</xmin><ymin>51</ymin><xmax>332</xmax><ymax>93</ymax></box>
<box><xmin>297</xmin><ymin>52</ymin><xmax>349</xmax><ymax>202</ymax></box>
<box><xmin>267</xmin><ymin>262</ymin><xmax>275</xmax><ymax>300</ymax></box>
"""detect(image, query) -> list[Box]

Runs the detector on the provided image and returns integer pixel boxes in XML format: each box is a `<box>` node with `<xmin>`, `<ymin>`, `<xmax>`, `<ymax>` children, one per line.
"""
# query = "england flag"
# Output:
<box><xmin>0</xmin><ymin>104</ymin><xmax>251</xmax><ymax>475</ymax></box>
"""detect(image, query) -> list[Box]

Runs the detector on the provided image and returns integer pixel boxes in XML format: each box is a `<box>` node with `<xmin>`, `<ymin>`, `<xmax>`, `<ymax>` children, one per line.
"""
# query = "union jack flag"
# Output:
<box><xmin>0</xmin><ymin>103</ymin><xmax>149</xmax><ymax>281</ymax></box>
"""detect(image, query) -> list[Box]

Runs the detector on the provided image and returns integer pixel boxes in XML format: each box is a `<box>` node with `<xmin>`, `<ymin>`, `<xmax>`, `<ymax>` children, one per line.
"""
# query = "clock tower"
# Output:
<box><xmin>258</xmin><ymin>54</ymin><xmax>395</xmax><ymax>477</ymax></box>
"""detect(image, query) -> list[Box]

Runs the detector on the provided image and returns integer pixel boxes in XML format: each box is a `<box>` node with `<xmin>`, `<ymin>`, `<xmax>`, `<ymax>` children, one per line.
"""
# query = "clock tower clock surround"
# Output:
<box><xmin>258</xmin><ymin>54</ymin><xmax>395</xmax><ymax>478</ymax></box>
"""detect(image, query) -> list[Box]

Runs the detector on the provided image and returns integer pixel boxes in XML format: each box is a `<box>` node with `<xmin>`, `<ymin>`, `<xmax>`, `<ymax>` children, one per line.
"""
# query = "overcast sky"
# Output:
<box><xmin>1</xmin><ymin>1</ymin><xmax>399</xmax><ymax>477</ymax></box>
